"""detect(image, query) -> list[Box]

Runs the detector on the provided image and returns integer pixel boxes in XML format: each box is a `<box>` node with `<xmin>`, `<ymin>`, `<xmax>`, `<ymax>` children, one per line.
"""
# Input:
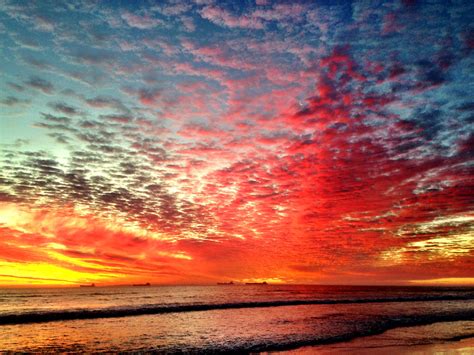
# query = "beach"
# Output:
<box><xmin>280</xmin><ymin>322</ymin><xmax>474</xmax><ymax>354</ymax></box>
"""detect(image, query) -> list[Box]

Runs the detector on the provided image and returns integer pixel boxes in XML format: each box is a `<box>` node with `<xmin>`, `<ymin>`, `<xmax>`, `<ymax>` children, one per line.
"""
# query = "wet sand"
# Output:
<box><xmin>276</xmin><ymin>321</ymin><xmax>474</xmax><ymax>354</ymax></box>
<box><xmin>284</xmin><ymin>338</ymin><xmax>474</xmax><ymax>354</ymax></box>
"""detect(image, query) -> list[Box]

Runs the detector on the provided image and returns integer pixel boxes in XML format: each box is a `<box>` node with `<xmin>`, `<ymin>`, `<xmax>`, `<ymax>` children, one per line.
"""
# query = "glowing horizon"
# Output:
<box><xmin>0</xmin><ymin>0</ymin><xmax>473</xmax><ymax>287</ymax></box>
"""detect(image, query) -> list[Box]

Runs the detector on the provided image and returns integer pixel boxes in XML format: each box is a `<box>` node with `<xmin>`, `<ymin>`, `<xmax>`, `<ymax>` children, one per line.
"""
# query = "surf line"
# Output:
<box><xmin>1</xmin><ymin>295</ymin><xmax>473</xmax><ymax>325</ymax></box>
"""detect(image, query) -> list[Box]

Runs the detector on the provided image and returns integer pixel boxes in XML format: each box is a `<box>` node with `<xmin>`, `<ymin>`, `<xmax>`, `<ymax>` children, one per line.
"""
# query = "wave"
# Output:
<box><xmin>1</xmin><ymin>294</ymin><xmax>473</xmax><ymax>325</ymax></box>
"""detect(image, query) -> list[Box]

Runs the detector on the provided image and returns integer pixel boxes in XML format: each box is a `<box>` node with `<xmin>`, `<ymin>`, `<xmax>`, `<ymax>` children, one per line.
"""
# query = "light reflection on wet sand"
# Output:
<box><xmin>282</xmin><ymin>321</ymin><xmax>474</xmax><ymax>354</ymax></box>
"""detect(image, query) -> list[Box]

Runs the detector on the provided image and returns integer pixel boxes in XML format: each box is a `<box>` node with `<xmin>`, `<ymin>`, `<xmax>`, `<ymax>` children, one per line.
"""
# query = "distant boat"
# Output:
<box><xmin>79</xmin><ymin>283</ymin><xmax>95</xmax><ymax>287</ymax></box>
<box><xmin>132</xmin><ymin>282</ymin><xmax>151</xmax><ymax>286</ymax></box>
<box><xmin>245</xmin><ymin>281</ymin><xmax>268</xmax><ymax>285</ymax></box>
<box><xmin>217</xmin><ymin>281</ymin><xmax>235</xmax><ymax>285</ymax></box>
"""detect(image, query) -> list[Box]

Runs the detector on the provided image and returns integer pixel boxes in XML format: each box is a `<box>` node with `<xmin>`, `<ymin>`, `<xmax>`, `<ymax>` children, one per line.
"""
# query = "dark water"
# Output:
<box><xmin>0</xmin><ymin>285</ymin><xmax>473</xmax><ymax>352</ymax></box>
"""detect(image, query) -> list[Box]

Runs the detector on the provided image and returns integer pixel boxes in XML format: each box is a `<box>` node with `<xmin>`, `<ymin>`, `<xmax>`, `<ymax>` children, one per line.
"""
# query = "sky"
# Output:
<box><xmin>0</xmin><ymin>0</ymin><xmax>473</xmax><ymax>287</ymax></box>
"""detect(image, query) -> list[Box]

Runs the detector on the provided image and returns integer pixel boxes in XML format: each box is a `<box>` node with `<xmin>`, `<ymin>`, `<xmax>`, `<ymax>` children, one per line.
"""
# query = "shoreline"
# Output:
<box><xmin>275</xmin><ymin>321</ymin><xmax>474</xmax><ymax>354</ymax></box>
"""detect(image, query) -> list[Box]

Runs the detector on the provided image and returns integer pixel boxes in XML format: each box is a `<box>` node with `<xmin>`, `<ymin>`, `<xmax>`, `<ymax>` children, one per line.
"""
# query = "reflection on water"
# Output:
<box><xmin>2</xmin><ymin>285</ymin><xmax>472</xmax><ymax>316</ymax></box>
<box><xmin>283</xmin><ymin>321</ymin><xmax>474</xmax><ymax>354</ymax></box>
<box><xmin>0</xmin><ymin>285</ymin><xmax>473</xmax><ymax>352</ymax></box>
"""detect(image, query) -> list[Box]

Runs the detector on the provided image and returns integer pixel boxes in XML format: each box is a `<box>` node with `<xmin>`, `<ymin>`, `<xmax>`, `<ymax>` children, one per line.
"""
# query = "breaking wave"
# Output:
<box><xmin>1</xmin><ymin>294</ymin><xmax>473</xmax><ymax>325</ymax></box>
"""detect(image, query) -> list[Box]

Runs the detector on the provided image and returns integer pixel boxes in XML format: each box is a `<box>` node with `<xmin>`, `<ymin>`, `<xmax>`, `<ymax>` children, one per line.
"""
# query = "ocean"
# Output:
<box><xmin>0</xmin><ymin>285</ymin><xmax>473</xmax><ymax>353</ymax></box>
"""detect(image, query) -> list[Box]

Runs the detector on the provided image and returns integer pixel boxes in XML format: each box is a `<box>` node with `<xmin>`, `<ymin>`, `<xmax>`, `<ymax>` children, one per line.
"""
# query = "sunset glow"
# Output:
<box><xmin>0</xmin><ymin>0</ymin><xmax>473</xmax><ymax>286</ymax></box>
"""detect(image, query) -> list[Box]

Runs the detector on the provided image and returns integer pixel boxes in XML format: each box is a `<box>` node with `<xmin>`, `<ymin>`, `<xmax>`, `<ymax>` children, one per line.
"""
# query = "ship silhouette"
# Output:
<box><xmin>245</xmin><ymin>281</ymin><xmax>268</xmax><ymax>285</ymax></box>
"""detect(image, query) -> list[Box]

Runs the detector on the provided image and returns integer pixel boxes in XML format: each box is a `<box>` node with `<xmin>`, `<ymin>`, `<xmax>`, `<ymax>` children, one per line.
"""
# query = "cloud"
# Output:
<box><xmin>24</xmin><ymin>76</ymin><xmax>54</xmax><ymax>94</ymax></box>
<box><xmin>33</xmin><ymin>14</ymin><xmax>55</xmax><ymax>32</ymax></box>
<box><xmin>200</xmin><ymin>6</ymin><xmax>264</xmax><ymax>29</ymax></box>
<box><xmin>180</xmin><ymin>16</ymin><xmax>196</xmax><ymax>31</ymax></box>
<box><xmin>0</xmin><ymin>0</ymin><xmax>472</xmax><ymax>285</ymax></box>
<box><xmin>99</xmin><ymin>114</ymin><xmax>134</xmax><ymax>124</ymax></box>
<box><xmin>252</xmin><ymin>3</ymin><xmax>306</xmax><ymax>22</ymax></box>
<box><xmin>85</xmin><ymin>96</ymin><xmax>128</xmax><ymax>112</ymax></box>
<box><xmin>158</xmin><ymin>3</ymin><xmax>192</xmax><ymax>16</ymax></box>
<box><xmin>137</xmin><ymin>88</ymin><xmax>163</xmax><ymax>106</ymax></box>
<box><xmin>40</xmin><ymin>112</ymin><xmax>72</xmax><ymax>124</ymax></box>
<box><xmin>70</xmin><ymin>48</ymin><xmax>116</xmax><ymax>66</ymax></box>
<box><xmin>7</xmin><ymin>82</ymin><xmax>25</xmax><ymax>92</ymax></box>
<box><xmin>0</xmin><ymin>96</ymin><xmax>30</xmax><ymax>106</ymax></box>
<box><xmin>48</xmin><ymin>102</ymin><xmax>82</xmax><ymax>116</ymax></box>
<box><xmin>121</xmin><ymin>11</ymin><xmax>164</xmax><ymax>29</ymax></box>
<box><xmin>0</xmin><ymin>203</ymin><xmax>194</xmax><ymax>283</ymax></box>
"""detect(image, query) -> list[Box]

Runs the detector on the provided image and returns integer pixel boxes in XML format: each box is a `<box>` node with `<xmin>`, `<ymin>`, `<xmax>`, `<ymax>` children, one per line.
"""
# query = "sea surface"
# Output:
<box><xmin>0</xmin><ymin>285</ymin><xmax>473</xmax><ymax>353</ymax></box>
